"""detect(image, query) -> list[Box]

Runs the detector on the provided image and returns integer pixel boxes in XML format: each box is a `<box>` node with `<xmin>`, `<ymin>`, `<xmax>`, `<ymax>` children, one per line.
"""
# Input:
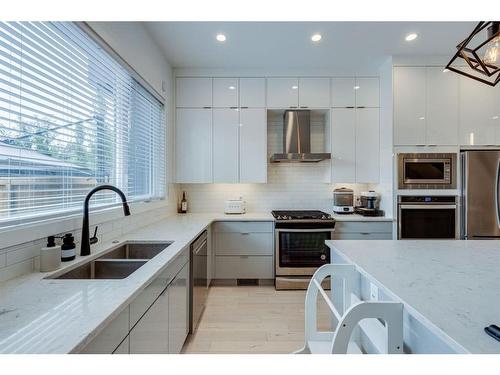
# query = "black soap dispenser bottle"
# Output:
<box><xmin>61</xmin><ymin>233</ymin><xmax>76</xmax><ymax>262</ymax></box>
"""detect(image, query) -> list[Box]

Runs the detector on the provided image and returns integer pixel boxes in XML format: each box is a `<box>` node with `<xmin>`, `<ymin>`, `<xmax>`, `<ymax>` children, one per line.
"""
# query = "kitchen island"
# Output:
<box><xmin>327</xmin><ymin>240</ymin><xmax>500</xmax><ymax>354</ymax></box>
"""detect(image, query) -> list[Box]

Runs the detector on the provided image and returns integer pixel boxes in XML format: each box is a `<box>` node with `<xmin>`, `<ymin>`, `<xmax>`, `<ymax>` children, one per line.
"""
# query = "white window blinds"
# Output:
<box><xmin>0</xmin><ymin>22</ymin><xmax>166</xmax><ymax>227</ymax></box>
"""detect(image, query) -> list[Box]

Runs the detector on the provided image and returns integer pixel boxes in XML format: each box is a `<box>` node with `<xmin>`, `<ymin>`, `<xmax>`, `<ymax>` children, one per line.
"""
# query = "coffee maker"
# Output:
<box><xmin>355</xmin><ymin>191</ymin><xmax>384</xmax><ymax>217</ymax></box>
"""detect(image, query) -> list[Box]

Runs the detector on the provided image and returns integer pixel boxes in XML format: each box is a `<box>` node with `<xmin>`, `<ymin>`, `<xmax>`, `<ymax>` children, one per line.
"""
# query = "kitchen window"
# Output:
<box><xmin>0</xmin><ymin>22</ymin><xmax>166</xmax><ymax>227</ymax></box>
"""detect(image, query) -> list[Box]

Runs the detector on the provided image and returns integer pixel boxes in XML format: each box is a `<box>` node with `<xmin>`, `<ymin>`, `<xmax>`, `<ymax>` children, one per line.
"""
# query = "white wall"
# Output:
<box><xmin>0</xmin><ymin>22</ymin><xmax>177</xmax><ymax>282</ymax></box>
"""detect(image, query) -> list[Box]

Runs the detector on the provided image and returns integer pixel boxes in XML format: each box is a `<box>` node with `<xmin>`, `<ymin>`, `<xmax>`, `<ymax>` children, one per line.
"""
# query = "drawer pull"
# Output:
<box><xmin>360</xmin><ymin>232</ymin><xmax>371</xmax><ymax>235</ymax></box>
<box><xmin>240</xmin><ymin>255</ymin><xmax>249</xmax><ymax>259</ymax></box>
<box><xmin>240</xmin><ymin>232</ymin><xmax>250</xmax><ymax>235</ymax></box>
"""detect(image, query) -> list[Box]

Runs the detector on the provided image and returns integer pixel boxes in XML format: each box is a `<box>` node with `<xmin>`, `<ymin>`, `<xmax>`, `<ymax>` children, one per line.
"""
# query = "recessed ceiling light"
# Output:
<box><xmin>405</xmin><ymin>33</ymin><xmax>418</xmax><ymax>42</ymax></box>
<box><xmin>228</xmin><ymin>86</ymin><xmax>235</xmax><ymax>90</ymax></box>
<box><xmin>418</xmin><ymin>116</ymin><xmax>425</xmax><ymax>120</ymax></box>
<box><xmin>443</xmin><ymin>68</ymin><xmax>450</xmax><ymax>73</ymax></box>
<box><xmin>311</xmin><ymin>34</ymin><xmax>322</xmax><ymax>42</ymax></box>
<box><xmin>216</xmin><ymin>34</ymin><xmax>226</xmax><ymax>42</ymax></box>
<box><xmin>405</xmin><ymin>33</ymin><xmax>418</xmax><ymax>41</ymax></box>
<box><xmin>353</xmin><ymin>86</ymin><xmax>360</xmax><ymax>90</ymax></box>
<box><xmin>291</xmin><ymin>85</ymin><xmax>298</xmax><ymax>90</ymax></box>
<box><xmin>493</xmin><ymin>115</ymin><xmax>499</xmax><ymax>120</ymax></box>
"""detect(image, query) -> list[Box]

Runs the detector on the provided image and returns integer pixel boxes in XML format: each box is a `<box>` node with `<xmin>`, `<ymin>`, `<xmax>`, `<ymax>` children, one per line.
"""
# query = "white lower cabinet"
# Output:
<box><xmin>214</xmin><ymin>221</ymin><xmax>274</xmax><ymax>279</ymax></box>
<box><xmin>80</xmin><ymin>248</ymin><xmax>190</xmax><ymax>354</ymax></box>
<box><xmin>113</xmin><ymin>337</ymin><xmax>129</xmax><ymax>354</ymax></box>
<box><xmin>80</xmin><ymin>307</ymin><xmax>130</xmax><ymax>354</ymax></box>
<box><xmin>168</xmin><ymin>263</ymin><xmax>189</xmax><ymax>354</ymax></box>
<box><xmin>333</xmin><ymin>221</ymin><xmax>392</xmax><ymax>240</ymax></box>
<box><xmin>129</xmin><ymin>288</ymin><xmax>169</xmax><ymax>354</ymax></box>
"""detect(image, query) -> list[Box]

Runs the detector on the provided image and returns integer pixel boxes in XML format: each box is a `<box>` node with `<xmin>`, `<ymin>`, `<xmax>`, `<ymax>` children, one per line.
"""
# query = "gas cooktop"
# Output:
<box><xmin>271</xmin><ymin>210</ymin><xmax>333</xmax><ymax>221</ymax></box>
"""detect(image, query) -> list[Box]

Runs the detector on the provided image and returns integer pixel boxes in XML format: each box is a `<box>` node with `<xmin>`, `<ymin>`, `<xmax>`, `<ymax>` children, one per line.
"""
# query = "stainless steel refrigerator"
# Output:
<box><xmin>461</xmin><ymin>150</ymin><xmax>500</xmax><ymax>239</ymax></box>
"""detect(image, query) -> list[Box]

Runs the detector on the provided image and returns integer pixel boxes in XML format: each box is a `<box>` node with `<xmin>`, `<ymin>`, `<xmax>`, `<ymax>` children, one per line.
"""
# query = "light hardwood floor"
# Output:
<box><xmin>182</xmin><ymin>285</ymin><xmax>331</xmax><ymax>354</ymax></box>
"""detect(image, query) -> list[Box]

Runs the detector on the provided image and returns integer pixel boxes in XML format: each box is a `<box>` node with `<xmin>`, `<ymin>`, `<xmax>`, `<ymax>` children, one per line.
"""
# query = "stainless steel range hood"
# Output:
<box><xmin>270</xmin><ymin>110</ymin><xmax>331</xmax><ymax>163</ymax></box>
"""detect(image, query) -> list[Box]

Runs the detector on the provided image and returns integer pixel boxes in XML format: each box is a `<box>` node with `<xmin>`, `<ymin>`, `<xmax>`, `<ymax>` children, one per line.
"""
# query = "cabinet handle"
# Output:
<box><xmin>240</xmin><ymin>232</ymin><xmax>250</xmax><ymax>235</ymax></box>
<box><xmin>230</xmin><ymin>106</ymin><xmax>238</xmax><ymax>109</ymax></box>
<box><xmin>289</xmin><ymin>106</ymin><xmax>298</xmax><ymax>109</ymax></box>
<box><xmin>357</xmin><ymin>106</ymin><xmax>366</xmax><ymax>109</ymax></box>
<box><xmin>360</xmin><ymin>232</ymin><xmax>371</xmax><ymax>235</ymax></box>
<box><xmin>300</xmin><ymin>106</ymin><xmax>308</xmax><ymax>108</ymax></box>
<box><xmin>203</xmin><ymin>106</ymin><xmax>212</xmax><ymax>109</ymax></box>
<box><xmin>240</xmin><ymin>255</ymin><xmax>249</xmax><ymax>259</ymax></box>
<box><xmin>346</xmin><ymin>106</ymin><xmax>355</xmax><ymax>108</ymax></box>
<box><xmin>241</xmin><ymin>106</ymin><xmax>248</xmax><ymax>109</ymax></box>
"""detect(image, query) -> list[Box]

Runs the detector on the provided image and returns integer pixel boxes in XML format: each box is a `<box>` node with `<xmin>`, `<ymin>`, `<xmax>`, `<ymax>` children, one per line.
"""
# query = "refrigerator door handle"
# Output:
<box><xmin>496</xmin><ymin>159</ymin><xmax>500</xmax><ymax>229</ymax></box>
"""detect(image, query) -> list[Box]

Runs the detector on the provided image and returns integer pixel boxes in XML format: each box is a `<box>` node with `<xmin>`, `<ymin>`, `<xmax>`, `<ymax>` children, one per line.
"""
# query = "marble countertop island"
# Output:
<box><xmin>326</xmin><ymin>240</ymin><xmax>500</xmax><ymax>354</ymax></box>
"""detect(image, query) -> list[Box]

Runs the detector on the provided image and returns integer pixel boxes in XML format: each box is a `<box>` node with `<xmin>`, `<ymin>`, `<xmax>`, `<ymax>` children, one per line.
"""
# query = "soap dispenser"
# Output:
<box><xmin>61</xmin><ymin>233</ymin><xmax>76</xmax><ymax>262</ymax></box>
<box><xmin>40</xmin><ymin>236</ymin><xmax>62</xmax><ymax>272</ymax></box>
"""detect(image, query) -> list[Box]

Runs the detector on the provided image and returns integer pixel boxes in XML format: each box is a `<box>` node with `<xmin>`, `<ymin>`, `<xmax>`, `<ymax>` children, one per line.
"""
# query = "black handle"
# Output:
<box><xmin>484</xmin><ymin>325</ymin><xmax>500</xmax><ymax>342</ymax></box>
<box><xmin>90</xmin><ymin>226</ymin><xmax>99</xmax><ymax>245</ymax></box>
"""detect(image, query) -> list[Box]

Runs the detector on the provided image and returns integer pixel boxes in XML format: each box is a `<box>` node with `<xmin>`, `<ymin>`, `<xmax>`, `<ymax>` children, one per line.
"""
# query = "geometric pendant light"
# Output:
<box><xmin>445</xmin><ymin>21</ymin><xmax>500</xmax><ymax>86</ymax></box>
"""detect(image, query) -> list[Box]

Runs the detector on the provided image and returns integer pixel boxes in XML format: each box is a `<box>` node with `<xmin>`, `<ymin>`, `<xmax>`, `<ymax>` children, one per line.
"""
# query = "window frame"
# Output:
<box><xmin>0</xmin><ymin>22</ymin><xmax>169</xmax><ymax>235</ymax></box>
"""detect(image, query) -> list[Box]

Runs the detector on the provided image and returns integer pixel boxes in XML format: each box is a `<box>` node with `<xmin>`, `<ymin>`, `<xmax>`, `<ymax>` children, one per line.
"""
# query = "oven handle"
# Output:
<box><xmin>496</xmin><ymin>158</ymin><xmax>500</xmax><ymax>228</ymax></box>
<box><xmin>275</xmin><ymin>228</ymin><xmax>336</xmax><ymax>233</ymax></box>
<box><xmin>399</xmin><ymin>204</ymin><xmax>457</xmax><ymax>210</ymax></box>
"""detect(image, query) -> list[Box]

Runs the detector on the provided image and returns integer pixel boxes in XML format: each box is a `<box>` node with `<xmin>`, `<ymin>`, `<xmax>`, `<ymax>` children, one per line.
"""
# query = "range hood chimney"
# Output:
<box><xmin>270</xmin><ymin>110</ymin><xmax>331</xmax><ymax>163</ymax></box>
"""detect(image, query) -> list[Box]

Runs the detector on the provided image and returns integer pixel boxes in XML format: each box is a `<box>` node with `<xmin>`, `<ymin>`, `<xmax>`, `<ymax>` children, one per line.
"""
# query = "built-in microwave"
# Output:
<box><xmin>397</xmin><ymin>153</ymin><xmax>457</xmax><ymax>189</ymax></box>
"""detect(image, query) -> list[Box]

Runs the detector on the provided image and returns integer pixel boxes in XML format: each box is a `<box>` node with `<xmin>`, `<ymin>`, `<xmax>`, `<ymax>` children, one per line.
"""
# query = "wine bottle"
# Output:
<box><xmin>181</xmin><ymin>191</ymin><xmax>187</xmax><ymax>213</ymax></box>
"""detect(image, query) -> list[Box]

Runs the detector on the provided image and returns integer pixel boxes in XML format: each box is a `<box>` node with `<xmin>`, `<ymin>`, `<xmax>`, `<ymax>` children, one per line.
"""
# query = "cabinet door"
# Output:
<box><xmin>239</xmin><ymin>108</ymin><xmax>267</xmax><ymax>183</ymax></box>
<box><xmin>426</xmin><ymin>67</ymin><xmax>459</xmax><ymax>145</ymax></box>
<box><xmin>176</xmin><ymin>77</ymin><xmax>212</xmax><ymax>108</ymax></box>
<box><xmin>356</xmin><ymin>108</ymin><xmax>379</xmax><ymax>183</ymax></box>
<box><xmin>175</xmin><ymin>109</ymin><xmax>213</xmax><ymax>183</ymax></box>
<box><xmin>168</xmin><ymin>264</ymin><xmax>189</xmax><ymax>354</ymax></box>
<box><xmin>239</xmin><ymin>78</ymin><xmax>266</xmax><ymax>108</ymax></box>
<box><xmin>80</xmin><ymin>307</ymin><xmax>129</xmax><ymax>354</ymax></box>
<box><xmin>213</xmin><ymin>109</ymin><xmax>239</xmax><ymax>183</ymax></box>
<box><xmin>330</xmin><ymin>77</ymin><xmax>356</xmax><ymax>107</ymax></box>
<box><xmin>355</xmin><ymin>77</ymin><xmax>379</xmax><ymax>107</ymax></box>
<box><xmin>298</xmin><ymin>77</ymin><xmax>330</xmax><ymax>108</ymax></box>
<box><xmin>266</xmin><ymin>77</ymin><xmax>299</xmax><ymax>108</ymax></box>
<box><xmin>113</xmin><ymin>337</ymin><xmax>129</xmax><ymax>354</ymax></box>
<box><xmin>331</xmin><ymin>108</ymin><xmax>356</xmax><ymax>183</ymax></box>
<box><xmin>393</xmin><ymin>67</ymin><xmax>426</xmax><ymax>145</ymax></box>
<box><xmin>213</xmin><ymin>78</ymin><xmax>239</xmax><ymax>108</ymax></box>
<box><xmin>129</xmin><ymin>288</ymin><xmax>169</xmax><ymax>354</ymax></box>
<box><xmin>459</xmin><ymin>76</ymin><xmax>500</xmax><ymax>146</ymax></box>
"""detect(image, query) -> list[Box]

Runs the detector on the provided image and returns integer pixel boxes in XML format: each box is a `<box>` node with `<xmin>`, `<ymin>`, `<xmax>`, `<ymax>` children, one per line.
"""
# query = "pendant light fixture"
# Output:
<box><xmin>445</xmin><ymin>21</ymin><xmax>500</xmax><ymax>86</ymax></box>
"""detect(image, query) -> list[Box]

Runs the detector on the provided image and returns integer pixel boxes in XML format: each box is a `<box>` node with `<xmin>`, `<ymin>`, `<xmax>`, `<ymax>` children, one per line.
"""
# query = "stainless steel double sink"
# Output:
<box><xmin>49</xmin><ymin>242</ymin><xmax>173</xmax><ymax>280</ymax></box>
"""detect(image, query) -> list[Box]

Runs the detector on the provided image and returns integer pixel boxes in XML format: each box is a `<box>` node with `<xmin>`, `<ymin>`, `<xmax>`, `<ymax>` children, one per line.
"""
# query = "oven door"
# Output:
<box><xmin>398</xmin><ymin>204</ymin><xmax>458</xmax><ymax>239</ymax></box>
<box><xmin>275</xmin><ymin>228</ymin><xmax>332</xmax><ymax>276</ymax></box>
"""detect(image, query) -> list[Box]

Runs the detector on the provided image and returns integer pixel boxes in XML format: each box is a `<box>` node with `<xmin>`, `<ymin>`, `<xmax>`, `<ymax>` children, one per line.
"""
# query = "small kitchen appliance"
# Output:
<box><xmin>333</xmin><ymin>188</ymin><xmax>354</xmax><ymax>214</ymax></box>
<box><xmin>398</xmin><ymin>153</ymin><xmax>457</xmax><ymax>189</ymax></box>
<box><xmin>355</xmin><ymin>191</ymin><xmax>385</xmax><ymax>217</ymax></box>
<box><xmin>224</xmin><ymin>197</ymin><xmax>246</xmax><ymax>214</ymax></box>
<box><xmin>272</xmin><ymin>210</ymin><xmax>335</xmax><ymax>290</ymax></box>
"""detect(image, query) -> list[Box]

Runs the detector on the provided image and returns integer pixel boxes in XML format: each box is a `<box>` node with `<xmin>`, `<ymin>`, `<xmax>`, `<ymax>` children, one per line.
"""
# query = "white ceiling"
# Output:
<box><xmin>143</xmin><ymin>21</ymin><xmax>476</xmax><ymax>71</ymax></box>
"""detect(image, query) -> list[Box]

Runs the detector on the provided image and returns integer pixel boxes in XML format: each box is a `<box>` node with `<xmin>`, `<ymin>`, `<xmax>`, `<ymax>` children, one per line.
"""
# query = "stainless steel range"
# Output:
<box><xmin>272</xmin><ymin>210</ymin><xmax>335</xmax><ymax>290</ymax></box>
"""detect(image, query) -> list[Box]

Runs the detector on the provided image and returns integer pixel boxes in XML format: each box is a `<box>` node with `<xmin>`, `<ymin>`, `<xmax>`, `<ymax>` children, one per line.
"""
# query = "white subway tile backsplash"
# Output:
<box><xmin>0</xmin><ymin>259</ymin><xmax>34</xmax><ymax>283</ymax></box>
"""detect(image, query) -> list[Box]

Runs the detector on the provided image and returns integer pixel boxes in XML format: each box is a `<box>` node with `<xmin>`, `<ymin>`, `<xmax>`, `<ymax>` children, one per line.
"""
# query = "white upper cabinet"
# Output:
<box><xmin>298</xmin><ymin>78</ymin><xmax>330</xmax><ymax>108</ymax></box>
<box><xmin>355</xmin><ymin>77</ymin><xmax>379</xmax><ymax>107</ymax></box>
<box><xmin>175</xmin><ymin>108</ymin><xmax>213</xmax><ymax>183</ymax></box>
<box><xmin>331</xmin><ymin>108</ymin><xmax>356</xmax><ymax>183</ymax></box>
<box><xmin>213</xmin><ymin>78</ymin><xmax>239</xmax><ymax>108</ymax></box>
<box><xmin>355</xmin><ymin>108</ymin><xmax>379</xmax><ymax>183</ymax></box>
<box><xmin>213</xmin><ymin>109</ymin><xmax>240</xmax><ymax>183</ymax></box>
<box><xmin>239</xmin><ymin>108</ymin><xmax>267</xmax><ymax>183</ymax></box>
<box><xmin>426</xmin><ymin>68</ymin><xmax>459</xmax><ymax>145</ymax></box>
<box><xmin>239</xmin><ymin>78</ymin><xmax>266</xmax><ymax>108</ymax></box>
<box><xmin>331</xmin><ymin>78</ymin><xmax>356</xmax><ymax>107</ymax></box>
<box><xmin>266</xmin><ymin>77</ymin><xmax>299</xmax><ymax>108</ymax></box>
<box><xmin>459</xmin><ymin>76</ymin><xmax>500</xmax><ymax>146</ymax></box>
<box><xmin>393</xmin><ymin>67</ymin><xmax>427</xmax><ymax>145</ymax></box>
<box><xmin>176</xmin><ymin>77</ymin><xmax>212</xmax><ymax>108</ymax></box>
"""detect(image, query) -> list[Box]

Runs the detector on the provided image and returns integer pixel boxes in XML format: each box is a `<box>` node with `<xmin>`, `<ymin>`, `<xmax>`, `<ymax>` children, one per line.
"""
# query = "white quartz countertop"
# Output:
<box><xmin>0</xmin><ymin>212</ymin><xmax>273</xmax><ymax>354</ymax></box>
<box><xmin>326</xmin><ymin>240</ymin><xmax>500</xmax><ymax>354</ymax></box>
